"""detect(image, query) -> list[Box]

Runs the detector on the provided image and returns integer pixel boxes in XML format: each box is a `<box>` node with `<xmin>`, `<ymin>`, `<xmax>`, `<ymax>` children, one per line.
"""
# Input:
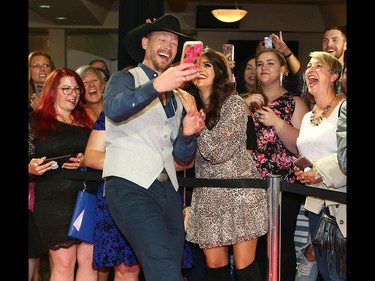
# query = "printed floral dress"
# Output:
<box><xmin>252</xmin><ymin>92</ymin><xmax>298</xmax><ymax>183</ymax></box>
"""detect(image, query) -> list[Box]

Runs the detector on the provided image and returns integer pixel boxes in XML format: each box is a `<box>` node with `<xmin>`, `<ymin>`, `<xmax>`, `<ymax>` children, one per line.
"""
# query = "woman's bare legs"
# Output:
<box><xmin>76</xmin><ymin>242</ymin><xmax>98</xmax><ymax>281</ymax></box>
<box><xmin>114</xmin><ymin>263</ymin><xmax>141</xmax><ymax>281</ymax></box>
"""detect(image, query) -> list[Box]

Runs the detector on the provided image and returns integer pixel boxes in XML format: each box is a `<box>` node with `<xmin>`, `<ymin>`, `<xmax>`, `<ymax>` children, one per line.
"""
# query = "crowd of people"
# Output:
<box><xmin>28</xmin><ymin>14</ymin><xmax>347</xmax><ymax>281</ymax></box>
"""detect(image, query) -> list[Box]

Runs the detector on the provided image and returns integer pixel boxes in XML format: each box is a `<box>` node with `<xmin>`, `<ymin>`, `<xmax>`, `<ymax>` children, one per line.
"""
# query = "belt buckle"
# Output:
<box><xmin>157</xmin><ymin>172</ymin><xmax>169</xmax><ymax>182</ymax></box>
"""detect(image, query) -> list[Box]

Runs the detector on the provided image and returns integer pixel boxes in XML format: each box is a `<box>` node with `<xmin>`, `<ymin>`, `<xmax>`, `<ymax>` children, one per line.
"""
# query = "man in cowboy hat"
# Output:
<box><xmin>102</xmin><ymin>14</ymin><xmax>205</xmax><ymax>281</ymax></box>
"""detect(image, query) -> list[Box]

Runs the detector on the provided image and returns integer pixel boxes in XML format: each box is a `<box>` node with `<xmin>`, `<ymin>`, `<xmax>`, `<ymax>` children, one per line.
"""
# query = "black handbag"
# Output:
<box><xmin>312</xmin><ymin>207</ymin><xmax>346</xmax><ymax>277</ymax></box>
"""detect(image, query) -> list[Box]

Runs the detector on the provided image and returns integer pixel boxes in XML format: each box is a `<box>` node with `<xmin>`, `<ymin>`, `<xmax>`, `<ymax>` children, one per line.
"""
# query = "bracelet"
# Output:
<box><xmin>284</xmin><ymin>52</ymin><xmax>293</xmax><ymax>59</ymax></box>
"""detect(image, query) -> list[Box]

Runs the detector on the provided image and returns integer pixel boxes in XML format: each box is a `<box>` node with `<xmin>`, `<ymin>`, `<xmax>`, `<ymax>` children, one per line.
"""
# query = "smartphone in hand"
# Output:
<box><xmin>250</xmin><ymin>101</ymin><xmax>262</xmax><ymax>111</ymax></box>
<box><xmin>293</xmin><ymin>155</ymin><xmax>313</xmax><ymax>172</ymax></box>
<box><xmin>222</xmin><ymin>43</ymin><xmax>234</xmax><ymax>61</ymax></box>
<box><xmin>180</xmin><ymin>41</ymin><xmax>203</xmax><ymax>66</ymax></box>
<box><xmin>35</xmin><ymin>86</ymin><xmax>43</xmax><ymax>97</ymax></box>
<box><xmin>264</xmin><ymin>37</ymin><xmax>273</xmax><ymax>49</ymax></box>
<box><xmin>42</xmin><ymin>154</ymin><xmax>74</xmax><ymax>170</ymax></box>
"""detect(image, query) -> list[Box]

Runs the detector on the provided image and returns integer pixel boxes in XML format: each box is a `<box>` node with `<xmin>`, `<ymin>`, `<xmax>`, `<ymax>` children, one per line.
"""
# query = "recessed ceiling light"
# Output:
<box><xmin>56</xmin><ymin>17</ymin><xmax>67</xmax><ymax>21</ymax></box>
<box><xmin>39</xmin><ymin>5</ymin><xmax>51</xmax><ymax>9</ymax></box>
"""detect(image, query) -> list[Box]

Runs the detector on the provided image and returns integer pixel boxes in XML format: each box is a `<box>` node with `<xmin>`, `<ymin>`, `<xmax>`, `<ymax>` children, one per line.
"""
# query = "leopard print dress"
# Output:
<box><xmin>185</xmin><ymin>95</ymin><xmax>269</xmax><ymax>249</ymax></box>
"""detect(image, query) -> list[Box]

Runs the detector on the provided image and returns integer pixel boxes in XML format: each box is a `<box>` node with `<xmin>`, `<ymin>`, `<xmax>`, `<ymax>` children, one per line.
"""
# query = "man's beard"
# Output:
<box><xmin>151</xmin><ymin>54</ymin><xmax>172</xmax><ymax>73</ymax></box>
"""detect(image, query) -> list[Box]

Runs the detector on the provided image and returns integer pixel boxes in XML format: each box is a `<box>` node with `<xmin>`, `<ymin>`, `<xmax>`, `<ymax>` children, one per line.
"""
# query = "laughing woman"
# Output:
<box><xmin>181</xmin><ymin>47</ymin><xmax>268</xmax><ymax>281</ymax></box>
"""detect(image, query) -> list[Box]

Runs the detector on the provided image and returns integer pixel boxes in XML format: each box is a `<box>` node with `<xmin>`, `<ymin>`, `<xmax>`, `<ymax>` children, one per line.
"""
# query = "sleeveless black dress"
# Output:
<box><xmin>29</xmin><ymin>119</ymin><xmax>93</xmax><ymax>250</ymax></box>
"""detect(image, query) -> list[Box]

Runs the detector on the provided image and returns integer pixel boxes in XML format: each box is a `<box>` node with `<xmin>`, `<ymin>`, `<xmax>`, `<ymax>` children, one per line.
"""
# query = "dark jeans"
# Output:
<box><xmin>105</xmin><ymin>176</ymin><xmax>185</xmax><ymax>281</ymax></box>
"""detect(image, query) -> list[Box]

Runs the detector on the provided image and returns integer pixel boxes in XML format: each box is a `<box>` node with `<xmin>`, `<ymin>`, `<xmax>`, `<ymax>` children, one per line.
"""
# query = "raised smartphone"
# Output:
<box><xmin>222</xmin><ymin>43</ymin><xmax>234</xmax><ymax>62</ymax></box>
<box><xmin>180</xmin><ymin>41</ymin><xmax>203</xmax><ymax>66</ymax></box>
<box><xmin>264</xmin><ymin>36</ymin><xmax>273</xmax><ymax>48</ymax></box>
<box><xmin>35</xmin><ymin>86</ymin><xmax>43</xmax><ymax>97</ymax></box>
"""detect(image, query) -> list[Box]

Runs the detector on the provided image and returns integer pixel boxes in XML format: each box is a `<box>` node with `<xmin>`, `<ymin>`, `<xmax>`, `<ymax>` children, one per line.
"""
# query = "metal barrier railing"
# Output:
<box><xmin>268</xmin><ymin>175</ymin><xmax>281</xmax><ymax>281</ymax></box>
<box><xmin>50</xmin><ymin>169</ymin><xmax>346</xmax><ymax>280</ymax></box>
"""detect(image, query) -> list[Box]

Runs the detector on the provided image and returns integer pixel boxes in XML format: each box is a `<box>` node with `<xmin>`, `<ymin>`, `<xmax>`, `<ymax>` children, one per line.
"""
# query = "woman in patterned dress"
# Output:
<box><xmin>245</xmin><ymin>48</ymin><xmax>309</xmax><ymax>281</ymax></box>
<box><xmin>84</xmin><ymin>111</ymin><xmax>141</xmax><ymax>280</ymax></box>
<box><xmin>181</xmin><ymin>47</ymin><xmax>268</xmax><ymax>281</ymax></box>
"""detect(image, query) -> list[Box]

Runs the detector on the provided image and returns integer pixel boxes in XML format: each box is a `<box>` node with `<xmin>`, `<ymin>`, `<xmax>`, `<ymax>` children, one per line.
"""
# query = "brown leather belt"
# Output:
<box><xmin>156</xmin><ymin>172</ymin><xmax>169</xmax><ymax>182</ymax></box>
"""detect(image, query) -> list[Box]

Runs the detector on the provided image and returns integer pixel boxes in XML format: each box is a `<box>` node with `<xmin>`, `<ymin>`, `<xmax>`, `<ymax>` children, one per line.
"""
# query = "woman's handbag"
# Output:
<box><xmin>312</xmin><ymin>207</ymin><xmax>346</xmax><ymax>277</ymax></box>
<box><xmin>68</xmin><ymin>185</ymin><xmax>96</xmax><ymax>243</ymax></box>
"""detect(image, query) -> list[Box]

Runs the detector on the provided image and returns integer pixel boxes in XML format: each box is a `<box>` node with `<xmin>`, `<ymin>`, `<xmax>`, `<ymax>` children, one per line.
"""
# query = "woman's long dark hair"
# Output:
<box><xmin>234</xmin><ymin>54</ymin><xmax>256</xmax><ymax>94</ymax></box>
<box><xmin>183</xmin><ymin>47</ymin><xmax>235</xmax><ymax>130</ymax></box>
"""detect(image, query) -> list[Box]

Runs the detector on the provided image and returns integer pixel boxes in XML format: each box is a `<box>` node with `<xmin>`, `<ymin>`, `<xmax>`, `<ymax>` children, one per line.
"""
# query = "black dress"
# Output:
<box><xmin>29</xmin><ymin>119</ymin><xmax>92</xmax><ymax>251</ymax></box>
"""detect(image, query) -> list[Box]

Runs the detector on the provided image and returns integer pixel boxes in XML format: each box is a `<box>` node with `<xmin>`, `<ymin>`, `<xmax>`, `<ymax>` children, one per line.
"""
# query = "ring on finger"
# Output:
<box><xmin>33</xmin><ymin>163</ymin><xmax>39</xmax><ymax>167</ymax></box>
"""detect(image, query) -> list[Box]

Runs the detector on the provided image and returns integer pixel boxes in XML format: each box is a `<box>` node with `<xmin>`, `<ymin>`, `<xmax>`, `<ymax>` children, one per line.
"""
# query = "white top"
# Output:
<box><xmin>296</xmin><ymin>100</ymin><xmax>343</xmax><ymax>162</ymax></box>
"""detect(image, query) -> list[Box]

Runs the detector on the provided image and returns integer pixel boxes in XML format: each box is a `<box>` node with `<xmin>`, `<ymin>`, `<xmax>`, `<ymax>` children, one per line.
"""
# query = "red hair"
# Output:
<box><xmin>30</xmin><ymin>68</ymin><xmax>94</xmax><ymax>140</ymax></box>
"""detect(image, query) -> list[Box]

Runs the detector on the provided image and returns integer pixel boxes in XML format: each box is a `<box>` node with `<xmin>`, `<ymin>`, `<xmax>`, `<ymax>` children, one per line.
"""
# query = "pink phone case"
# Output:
<box><xmin>180</xmin><ymin>41</ymin><xmax>203</xmax><ymax>66</ymax></box>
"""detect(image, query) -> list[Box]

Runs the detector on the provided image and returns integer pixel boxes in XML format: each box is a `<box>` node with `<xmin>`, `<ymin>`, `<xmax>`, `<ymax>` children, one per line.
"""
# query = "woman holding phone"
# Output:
<box><xmin>246</xmin><ymin>48</ymin><xmax>309</xmax><ymax>281</ymax></box>
<box><xmin>28</xmin><ymin>68</ymin><xmax>96</xmax><ymax>280</ymax></box>
<box><xmin>180</xmin><ymin>47</ymin><xmax>268</xmax><ymax>281</ymax></box>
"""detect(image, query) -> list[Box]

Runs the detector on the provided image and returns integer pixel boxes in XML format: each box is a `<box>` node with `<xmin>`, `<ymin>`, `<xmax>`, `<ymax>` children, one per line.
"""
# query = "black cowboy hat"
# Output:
<box><xmin>124</xmin><ymin>14</ymin><xmax>196</xmax><ymax>63</ymax></box>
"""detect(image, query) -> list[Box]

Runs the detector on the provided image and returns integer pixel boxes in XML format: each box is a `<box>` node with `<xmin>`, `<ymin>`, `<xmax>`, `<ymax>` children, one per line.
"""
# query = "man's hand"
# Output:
<box><xmin>153</xmin><ymin>63</ymin><xmax>199</xmax><ymax>93</ymax></box>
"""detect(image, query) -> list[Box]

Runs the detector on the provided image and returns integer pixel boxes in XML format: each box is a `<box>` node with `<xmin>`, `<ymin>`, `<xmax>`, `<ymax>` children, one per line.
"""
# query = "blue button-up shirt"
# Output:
<box><xmin>103</xmin><ymin>63</ymin><xmax>197</xmax><ymax>163</ymax></box>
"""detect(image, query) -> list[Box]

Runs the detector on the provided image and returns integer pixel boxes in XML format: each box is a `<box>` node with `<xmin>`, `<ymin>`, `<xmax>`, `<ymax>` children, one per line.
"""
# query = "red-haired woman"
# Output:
<box><xmin>28</xmin><ymin>68</ymin><xmax>96</xmax><ymax>281</ymax></box>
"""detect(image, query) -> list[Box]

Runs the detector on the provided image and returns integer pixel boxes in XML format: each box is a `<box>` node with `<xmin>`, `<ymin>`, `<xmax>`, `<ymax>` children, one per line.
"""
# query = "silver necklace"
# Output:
<box><xmin>310</xmin><ymin>96</ymin><xmax>336</xmax><ymax>126</ymax></box>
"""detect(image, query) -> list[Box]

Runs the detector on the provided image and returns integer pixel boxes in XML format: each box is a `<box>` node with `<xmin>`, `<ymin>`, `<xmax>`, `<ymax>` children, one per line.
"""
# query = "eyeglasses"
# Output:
<box><xmin>31</xmin><ymin>64</ymin><xmax>51</xmax><ymax>69</ymax></box>
<box><xmin>59</xmin><ymin>87</ymin><xmax>83</xmax><ymax>95</ymax></box>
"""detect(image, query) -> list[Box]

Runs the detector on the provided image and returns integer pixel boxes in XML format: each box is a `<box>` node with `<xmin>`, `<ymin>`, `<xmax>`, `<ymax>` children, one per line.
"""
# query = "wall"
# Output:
<box><xmin>29</xmin><ymin>2</ymin><xmax>346</xmax><ymax>72</ymax></box>
<box><xmin>67</xmin><ymin>50</ymin><xmax>118</xmax><ymax>75</ymax></box>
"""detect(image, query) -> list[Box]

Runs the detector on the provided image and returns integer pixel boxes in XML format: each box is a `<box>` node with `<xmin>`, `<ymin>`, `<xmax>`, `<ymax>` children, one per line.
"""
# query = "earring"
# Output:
<box><xmin>280</xmin><ymin>73</ymin><xmax>283</xmax><ymax>86</ymax></box>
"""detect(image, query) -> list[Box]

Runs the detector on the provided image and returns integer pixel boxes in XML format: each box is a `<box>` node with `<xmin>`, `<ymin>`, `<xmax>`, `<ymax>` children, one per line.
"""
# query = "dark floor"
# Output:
<box><xmin>37</xmin><ymin>251</ymin><xmax>322</xmax><ymax>281</ymax></box>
